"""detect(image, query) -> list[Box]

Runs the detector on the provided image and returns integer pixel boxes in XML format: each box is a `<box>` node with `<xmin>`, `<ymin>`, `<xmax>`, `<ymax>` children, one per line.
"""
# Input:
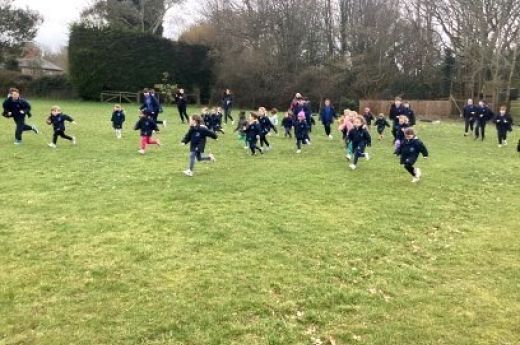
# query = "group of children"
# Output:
<box><xmin>462</xmin><ymin>99</ymin><xmax>514</xmax><ymax>147</ymax></box>
<box><xmin>3</xmin><ymin>87</ymin><xmax>517</xmax><ymax>181</ymax></box>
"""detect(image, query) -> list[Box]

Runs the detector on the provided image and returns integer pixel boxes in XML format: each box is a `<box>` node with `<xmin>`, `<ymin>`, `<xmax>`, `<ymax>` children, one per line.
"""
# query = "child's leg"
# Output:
<box><xmin>52</xmin><ymin>132</ymin><xmax>59</xmax><ymax>144</ymax></box>
<box><xmin>261</xmin><ymin>135</ymin><xmax>270</xmax><ymax>147</ymax></box>
<box><xmin>140</xmin><ymin>136</ymin><xmax>148</xmax><ymax>150</ymax></box>
<box><xmin>189</xmin><ymin>151</ymin><xmax>197</xmax><ymax>171</ymax></box>
<box><xmin>464</xmin><ymin>118</ymin><xmax>470</xmax><ymax>134</ymax></box>
<box><xmin>297</xmin><ymin>139</ymin><xmax>302</xmax><ymax>150</ymax></box>
<box><xmin>481</xmin><ymin>123</ymin><xmax>486</xmax><ymax>140</ymax></box>
<box><xmin>404</xmin><ymin>164</ymin><xmax>416</xmax><ymax>176</ymax></box>
<box><xmin>324</xmin><ymin>123</ymin><xmax>331</xmax><ymax>136</ymax></box>
<box><xmin>59</xmin><ymin>132</ymin><xmax>73</xmax><ymax>141</ymax></box>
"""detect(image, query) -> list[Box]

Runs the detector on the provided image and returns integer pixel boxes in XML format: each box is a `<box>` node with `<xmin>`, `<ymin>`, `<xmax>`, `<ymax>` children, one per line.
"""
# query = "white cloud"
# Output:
<box><xmin>16</xmin><ymin>0</ymin><xmax>201</xmax><ymax>51</ymax></box>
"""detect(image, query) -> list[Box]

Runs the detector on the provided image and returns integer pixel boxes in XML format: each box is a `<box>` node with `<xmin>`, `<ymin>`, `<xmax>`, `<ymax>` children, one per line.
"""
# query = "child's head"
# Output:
<box><xmin>478</xmin><ymin>100</ymin><xmax>485</xmax><ymax>107</ymax></box>
<box><xmin>201</xmin><ymin>107</ymin><xmax>208</xmax><ymax>114</ymax></box>
<box><xmin>179</xmin><ymin>88</ymin><xmax>185</xmax><ymax>94</ymax></box>
<box><xmin>51</xmin><ymin>105</ymin><xmax>61</xmax><ymax>116</ymax></box>
<box><xmin>364</xmin><ymin>107</ymin><xmax>370</xmax><ymax>113</ymax></box>
<box><xmin>239</xmin><ymin>111</ymin><xmax>246</xmax><ymax>120</ymax></box>
<box><xmin>150</xmin><ymin>89</ymin><xmax>156</xmax><ymax>94</ymax></box>
<box><xmin>114</xmin><ymin>104</ymin><xmax>122</xmax><ymax>111</ymax></box>
<box><xmin>211</xmin><ymin>107</ymin><xmax>217</xmax><ymax>114</ymax></box>
<box><xmin>404</xmin><ymin>128</ymin><xmax>415</xmax><ymax>139</ymax></box>
<box><xmin>467</xmin><ymin>98</ymin><xmax>473</xmax><ymax>105</ymax></box>
<box><xmin>270</xmin><ymin>108</ymin><xmax>278</xmax><ymax>115</ymax></box>
<box><xmin>378</xmin><ymin>113</ymin><xmax>384</xmax><ymax>119</ymax></box>
<box><xmin>225</xmin><ymin>89</ymin><xmax>231</xmax><ymax>94</ymax></box>
<box><xmin>353</xmin><ymin>116</ymin><xmax>364</xmax><ymax>127</ymax></box>
<box><xmin>258</xmin><ymin>107</ymin><xmax>266</xmax><ymax>116</ymax></box>
<box><xmin>404</xmin><ymin>102</ymin><xmax>410</xmax><ymax>108</ymax></box>
<box><xmin>143</xmin><ymin>88</ymin><xmax>150</xmax><ymax>96</ymax></box>
<box><xmin>324</xmin><ymin>98</ymin><xmax>331</xmax><ymax>107</ymax></box>
<box><xmin>297</xmin><ymin>111</ymin><xmax>306</xmax><ymax>121</ymax></box>
<box><xmin>394</xmin><ymin>97</ymin><xmax>402</xmax><ymax>107</ymax></box>
<box><xmin>398</xmin><ymin>115</ymin><xmax>406</xmax><ymax>124</ymax></box>
<box><xmin>500</xmin><ymin>105</ymin><xmax>507</xmax><ymax>114</ymax></box>
<box><xmin>250</xmin><ymin>112</ymin><xmax>259</xmax><ymax>121</ymax></box>
<box><xmin>190</xmin><ymin>114</ymin><xmax>202</xmax><ymax>126</ymax></box>
<box><xmin>9</xmin><ymin>88</ymin><xmax>20</xmax><ymax>99</ymax></box>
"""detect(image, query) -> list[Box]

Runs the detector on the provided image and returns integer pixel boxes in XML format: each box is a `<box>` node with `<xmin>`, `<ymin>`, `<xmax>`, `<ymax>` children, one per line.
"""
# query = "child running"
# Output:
<box><xmin>493</xmin><ymin>106</ymin><xmax>514</xmax><ymax>147</ymax></box>
<box><xmin>181</xmin><ymin>115</ymin><xmax>217</xmax><ymax>177</ymax></box>
<box><xmin>234</xmin><ymin>111</ymin><xmax>249</xmax><ymax>149</ymax></box>
<box><xmin>258</xmin><ymin>107</ymin><xmax>275</xmax><ymax>150</ymax></box>
<box><xmin>211</xmin><ymin>107</ymin><xmax>225</xmax><ymax>134</ymax></box>
<box><xmin>339</xmin><ymin>110</ymin><xmax>355</xmax><ymax>159</ymax></box>
<box><xmin>295</xmin><ymin>111</ymin><xmax>311</xmax><ymax>154</ymax></box>
<box><xmin>396</xmin><ymin>128</ymin><xmax>429</xmax><ymax>183</ymax></box>
<box><xmin>374</xmin><ymin>113</ymin><xmax>390</xmax><ymax>140</ymax></box>
<box><xmin>134</xmin><ymin>112</ymin><xmax>160</xmax><ymax>154</ymax></box>
<box><xmin>269</xmin><ymin>108</ymin><xmax>279</xmax><ymax>135</ymax></box>
<box><xmin>2</xmin><ymin>88</ymin><xmax>39</xmax><ymax>144</ymax></box>
<box><xmin>245</xmin><ymin>113</ymin><xmax>264</xmax><ymax>156</ymax></box>
<box><xmin>394</xmin><ymin>115</ymin><xmax>410</xmax><ymax>154</ymax></box>
<box><xmin>46</xmin><ymin>106</ymin><xmax>76</xmax><ymax>148</ymax></box>
<box><xmin>362</xmin><ymin>107</ymin><xmax>375</xmax><ymax>131</ymax></box>
<box><xmin>347</xmin><ymin>116</ymin><xmax>371</xmax><ymax>170</ymax></box>
<box><xmin>282</xmin><ymin>111</ymin><xmax>294</xmax><ymax>138</ymax></box>
<box><xmin>111</xmin><ymin>104</ymin><xmax>126</xmax><ymax>139</ymax></box>
<box><xmin>320</xmin><ymin>98</ymin><xmax>337</xmax><ymax>139</ymax></box>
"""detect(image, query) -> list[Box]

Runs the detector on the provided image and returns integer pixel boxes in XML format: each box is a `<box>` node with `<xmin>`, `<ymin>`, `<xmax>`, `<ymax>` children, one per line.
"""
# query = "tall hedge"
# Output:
<box><xmin>69</xmin><ymin>24</ymin><xmax>213</xmax><ymax>100</ymax></box>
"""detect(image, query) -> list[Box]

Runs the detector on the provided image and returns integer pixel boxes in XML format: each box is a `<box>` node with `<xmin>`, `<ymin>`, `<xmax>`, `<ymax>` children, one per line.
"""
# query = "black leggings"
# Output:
<box><xmin>464</xmin><ymin>118</ymin><xmax>474</xmax><ymax>133</ymax></box>
<box><xmin>260</xmin><ymin>135</ymin><xmax>270</xmax><ymax>147</ymax></box>
<box><xmin>475</xmin><ymin>121</ymin><xmax>486</xmax><ymax>140</ymax></box>
<box><xmin>14</xmin><ymin>118</ymin><xmax>33</xmax><ymax>141</ymax></box>
<box><xmin>404</xmin><ymin>164</ymin><xmax>416</xmax><ymax>176</ymax></box>
<box><xmin>224</xmin><ymin>109</ymin><xmax>233</xmax><ymax>123</ymax></box>
<box><xmin>497</xmin><ymin>129</ymin><xmax>508</xmax><ymax>144</ymax></box>
<box><xmin>249</xmin><ymin>140</ymin><xmax>262</xmax><ymax>154</ymax></box>
<box><xmin>284</xmin><ymin>127</ymin><xmax>292</xmax><ymax>138</ymax></box>
<box><xmin>177</xmin><ymin>106</ymin><xmax>189</xmax><ymax>123</ymax></box>
<box><xmin>324</xmin><ymin>123</ymin><xmax>331</xmax><ymax>136</ymax></box>
<box><xmin>53</xmin><ymin>131</ymin><xmax>73</xmax><ymax>144</ymax></box>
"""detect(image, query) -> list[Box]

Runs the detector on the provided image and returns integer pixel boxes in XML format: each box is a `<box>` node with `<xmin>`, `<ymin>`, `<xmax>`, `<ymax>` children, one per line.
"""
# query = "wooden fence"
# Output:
<box><xmin>359</xmin><ymin>99</ymin><xmax>456</xmax><ymax>120</ymax></box>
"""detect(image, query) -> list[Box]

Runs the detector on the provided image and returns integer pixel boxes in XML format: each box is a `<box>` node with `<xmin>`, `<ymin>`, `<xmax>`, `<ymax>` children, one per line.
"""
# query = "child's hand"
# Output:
<box><xmin>20</xmin><ymin>110</ymin><xmax>24</xmax><ymax>114</ymax></box>
<box><xmin>181</xmin><ymin>142</ymin><xmax>186</xmax><ymax>146</ymax></box>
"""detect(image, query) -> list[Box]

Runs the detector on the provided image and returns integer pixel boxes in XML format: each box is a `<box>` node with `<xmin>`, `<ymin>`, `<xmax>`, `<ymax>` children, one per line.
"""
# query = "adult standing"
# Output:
<box><xmin>461</xmin><ymin>98</ymin><xmax>477</xmax><ymax>136</ymax></box>
<box><xmin>389</xmin><ymin>97</ymin><xmax>405</xmax><ymax>140</ymax></box>
<box><xmin>175</xmin><ymin>88</ymin><xmax>189</xmax><ymax>124</ymax></box>
<box><xmin>222</xmin><ymin>89</ymin><xmax>234</xmax><ymax>125</ymax></box>
<box><xmin>2</xmin><ymin>88</ymin><xmax>39</xmax><ymax>144</ymax></box>
<box><xmin>292</xmin><ymin>94</ymin><xmax>312</xmax><ymax>132</ymax></box>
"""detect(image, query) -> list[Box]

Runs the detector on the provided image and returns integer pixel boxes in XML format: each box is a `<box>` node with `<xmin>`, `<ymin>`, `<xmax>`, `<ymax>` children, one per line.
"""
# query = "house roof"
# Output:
<box><xmin>17</xmin><ymin>58</ymin><xmax>64</xmax><ymax>72</ymax></box>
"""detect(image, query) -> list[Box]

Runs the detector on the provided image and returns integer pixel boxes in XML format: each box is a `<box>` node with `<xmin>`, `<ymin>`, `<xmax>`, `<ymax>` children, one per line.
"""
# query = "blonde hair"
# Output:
<box><xmin>114</xmin><ymin>104</ymin><xmax>122</xmax><ymax>109</ymax></box>
<box><xmin>51</xmin><ymin>105</ymin><xmax>61</xmax><ymax>112</ymax></box>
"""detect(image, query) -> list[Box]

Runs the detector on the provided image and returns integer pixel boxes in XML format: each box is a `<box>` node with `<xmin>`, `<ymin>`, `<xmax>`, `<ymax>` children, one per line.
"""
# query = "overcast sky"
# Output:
<box><xmin>15</xmin><ymin>0</ymin><xmax>202</xmax><ymax>52</ymax></box>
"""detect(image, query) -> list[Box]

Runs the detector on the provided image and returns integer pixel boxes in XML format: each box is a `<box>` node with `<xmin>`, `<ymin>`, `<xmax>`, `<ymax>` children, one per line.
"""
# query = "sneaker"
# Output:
<box><xmin>349</xmin><ymin>164</ymin><xmax>357</xmax><ymax>170</ymax></box>
<box><xmin>232</xmin><ymin>121</ymin><xmax>235</xmax><ymax>125</ymax></box>
<box><xmin>163</xmin><ymin>120</ymin><xmax>167</xmax><ymax>128</ymax></box>
<box><xmin>209</xmin><ymin>153</ymin><xmax>216</xmax><ymax>162</ymax></box>
<box><xmin>346</xmin><ymin>154</ymin><xmax>352</xmax><ymax>161</ymax></box>
<box><xmin>411</xmin><ymin>177</ymin><xmax>420</xmax><ymax>183</ymax></box>
<box><xmin>183</xmin><ymin>169</ymin><xmax>193</xmax><ymax>177</ymax></box>
<box><xmin>48</xmin><ymin>143</ymin><xmax>56</xmax><ymax>148</ymax></box>
<box><xmin>504</xmin><ymin>140</ymin><xmax>508</xmax><ymax>145</ymax></box>
<box><xmin>138</xmin><ymin>149</ymin><xmax>145</xmax><ymax>154</ymax></box>
<box><xmin>415</xmin><ymin>168</ymin><xmax>422</xmax><ymax>179</ymax></box>
<box><xmin>72</xmin><ymin>137</ymin><xmax>77</xmax><ymax>145</ymax></box>
<box><xmin>296</xmin><ymin>149</ymin><xmax>301</xmax><ymax>154</ymax></box>
<box><xmin>464</xmin><ymin>133</ymin><xmax>468</xmax><ymax>137</ymax></box>
<box><xmin>14</xmin><ymin>140</ymin><xmax>22</xmax><ymax>145</ymax></box>
<box><xmin>328</xmin><ymin>135</ymin><xmax>333</xmax><ymax>140</ymax></box>
<box><xmin>306</xmin><ymin>139</ymin><xmax>311</xmax><ymax>145</ymax></box>
<box><xmin>259</xmin><ymin>148</ymin><xmax>264</xmax><ymax>155</ymax></box>
<box><xmin>31</xmin><ymin>125</ymin><xmax>39</xmax><ymax>134</ymax></box>
<box><xmin>243</xmin><ymin>145</ymin><xmax>249</xmax><ymax>149</ymax></box>
<box><xmin>365</xmin><ymin>152</ymin><xmax>370</xmax><ymax>160</ymax></box>
<box><xmin>498</xmin><ymin>144</ymin><xmax>502</xmax><ymax>148</ymax></box>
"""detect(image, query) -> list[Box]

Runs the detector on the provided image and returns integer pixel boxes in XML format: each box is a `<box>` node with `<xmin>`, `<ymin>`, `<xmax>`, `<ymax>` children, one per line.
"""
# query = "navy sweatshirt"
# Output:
<box><xmin>182</xmin><ymin>125</ymin><xmax>218</xmax><ymax>153</ymax></box>
<box><xmin>222</xmin><ymin>94</ymin><xmax>233</xmax><ymax>110</ymax></box>
<box><xmin>494</xmin><ymin>114</ymin><xmax>513</xmax><ymax>131</ymax></box>
<box><xmin>134</xmin><ymin>116</ymin><xmax>159</xmax><ymax>136</ymax></box>
<box><xmin>347</xmin><ymin>126</ymin><xmax>371</xmax><ymax>149</ymax></box>
<box><xmin>320</xmin><ymin>106</ymin><xmax>337</xmax><ymax>124</ymax></box>
<box><xmin>396</xmin><ymin>136</ymin><xmax>429</xmax><ymax>165</ymax></box>
<box><xmin>282</xmin><ymin>116</ymin><xmax>294</xmax><ymax>128</ymax></box>
<box><xmin>48</xmin><ymin>113</ymin><xmax>74</xmax><ymax>132</ymax></box>
<box><xmin>3</xmin><ymin>97</ymin><xmax>31</xmax><ymax>120</ymax></box>
<box><xmin>362</xmin><ymin>112</ymin><xmax>375</xmax><ymax>126</ymax></box>
<box><xmin>389</xmin><ymin>104</ymin><xmax>405</xmax><ymax>124</ymax></box>
<box><xmin>375</xmin><ymin>118</ymin><xmax>390</xmax><ymax>132</ymax></box>
<box><xmin>476</xmin><ymin>106</ymin><xmax>494</xmax><ymax>123</ymax></box>
<box><xmin>259</xmin><ymin>116</ymin><xmax>274</xmax><ymax>134</ymax></box>
<box><xmin>111</xmin><ymin>110</ymin><xmax>126</xmax><ymax>127</ymax></box>
<box><xmin>246</xmin><ymin>122</ymin><xmax>262</xmax><ymax>141</ymax></box>
<box><xmin>463</xmin><ymin>104</ymin><xmax>478</xmax><ymax>119</ymax></box>
<box><xmin>295</xmin><ymin>120</ymin><xmax>310</xmax><ymax>140</ymax></box>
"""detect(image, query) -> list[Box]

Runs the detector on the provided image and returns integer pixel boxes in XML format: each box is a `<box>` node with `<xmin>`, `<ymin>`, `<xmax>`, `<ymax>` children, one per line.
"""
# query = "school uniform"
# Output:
<box><xmin>394</xmin><ymin>122</ymin><xmax>410</xmax><ymax>152</ymax></box>
<box><xmin>212</xmin><ymin>112</ymin><xmax>225</xmax><ymax>133</ymax></box>
<box><xmin>182</xmin><ymin>125</ymin><xmax>218</xmax><ymax>170</ymax></box>
<box><xmin>203</xmin><ymin>113</ymin><xmax>213</xmax><ymax>130</ymax></box>
<box><xmin>403</xmin><ymin>107</ymin><xmax>416</xmax><ymax>126</ymax></box>
<box><xmin>389</xmin><ymin>103</ymin><xmax>405</xmax><ymax>139</ymax></box>
<box><xmin>134</xmin><ymin>116</ymin><xmax>159</xmax><ymax>150</ymax></box>
<box><xmin>463</xmin><ymin>104</ymin><xmax>477</xmax><ymax>133</ymax></box>
<box><xmin>245</xmin><ymin>121</ymin><xmax>263</xmax><ymax>155</ymax></box>
<box><xmin>234</xmin><ymin>118</ymin><xmax>249</xmax><ymax>145</ymax></box>
<box><xmin>347</xmin><ymin>126</ymin><xmax>371</xmax><ymax>165</ymax></box>
<box><xmin>140</xmin><ymin>95</ymin><xmax>163</xmax><ymax>125</ymax></box>
<box><xmin>374</xmin><ymin>118</ymin><xmax>390</xmax><ymax>135</ymax></box>
<box><xmin>47</xmin><ymin>113</ymin><xmax>74</xmax><ymax>144</ymax></box>
<box><xmin>320</xmin><ymin>106</ymin><xmax>337</xmax><ymax>136</ymax></box>
<box><xmin>493</xmin><ymin>113</ymin><xmax>513</xmax><ymax>145</ymax></box>
<box><xmin>259</xmin><ymin>116</ymin><xmax>275</xmax><ymax>148</ymax></box>
<box><xmin>362</xmin><ymin>112</ymin><xmax>375</xmax><ymax>127</ymax></box>
<box><xmin>295</xmin><ymin>120</ymin><xmax>310</xmax><ymax>150</ymax></box>
<box><xmin>396</xmin><ymin>136</ymin><xmax>429</xmax><ymax>176</ymax></box>
<box><xmin>111</xmin><ymin>110</ymin><xmax>126</xmax><ymax>129</ymax></box>
<box><xmin>222</xmin><ymin>94</ymin><xmax>234</xmax><ymax>123</ymax></box>
<box><xmin>175</xmin><ymin>92</ymin><xmax>189</xmax><ymax>123</ymax></box>
<box><xmin>474</xmin><ymin>106</ymin><xmax>493</xmax><ymax>140</ymax></box>
<box><xmin>282</xmin><ymin>116</ymin><xmax>294</xmax><ymax>138</ymax></box>
<box><xmin>293</xmin><ymin>103</ymin><xmax>312</xmax><ymax>131</ymax></box>
<box><xmin>2</xmin><ymin>96</ymin><xmax>35</xmax><ymax>142</ymax></box>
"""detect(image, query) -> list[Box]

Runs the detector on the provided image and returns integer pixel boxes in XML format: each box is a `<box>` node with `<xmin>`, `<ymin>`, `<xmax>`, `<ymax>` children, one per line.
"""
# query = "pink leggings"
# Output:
<box><xmin>140</xmin><ymin>136</ymin><xmax>158</xmax><ymax>150</ymax></box>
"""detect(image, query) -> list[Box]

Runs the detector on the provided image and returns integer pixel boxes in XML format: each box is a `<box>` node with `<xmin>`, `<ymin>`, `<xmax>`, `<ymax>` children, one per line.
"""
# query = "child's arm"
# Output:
<box><xmin>366</xmin><ymin>129</ymin><xmax>372</xmax><ymax>147</ymax></box>
<box><xmin>419</xmin><ymin>140</ymin><xmax>429</xmax><ymax>158</ymax></box>
<box><xmin>64</xmin><ymin>114</ymin><xmax>75</xmax><ymax>123</ymax></box>
<box><xmin>134</xmin><ymin>120</ymin><xmax>141</xmax><ymax>130</ymax></box>
<box><xmin>181</xmin><ymin>128</ymin><xmax>193</xmax><ymax>144</ymax></box>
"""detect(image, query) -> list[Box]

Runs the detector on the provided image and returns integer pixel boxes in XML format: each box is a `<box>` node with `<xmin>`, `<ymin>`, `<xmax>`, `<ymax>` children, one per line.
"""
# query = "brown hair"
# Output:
<box><xmin>500</xmin><ymin>105</ymin><xmax>507</xmax><ymax>111</ymax></box>
<box><xmin>191</xmin><ymin>114</ymin><xmax>202</xmax><ymax>125</ymax></box>
<box><xmin>250</xmin><ymin>112</ymin><xmax>259</xmax><ymax>120</ymax></box>
<box><xmin>404</xmin><ymin>128</ymin><xmax>415</xmax><ymax>136</ymax></box>
<box><xmin>9</xmin><ymin>87</ymin><xmax>19</xmax><ymax>94</ymax></box>
<box><xmin>270</xmin><ymin>108</ymin><xmax>278</xmax><ymax>115</ymax></box>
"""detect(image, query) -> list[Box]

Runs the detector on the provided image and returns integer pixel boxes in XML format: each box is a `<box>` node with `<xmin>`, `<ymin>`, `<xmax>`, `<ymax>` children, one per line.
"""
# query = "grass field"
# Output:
<box><xmin>1</xmin><ymin>99</ymin><xmax>519</xmax><ymax>345</ymax></box>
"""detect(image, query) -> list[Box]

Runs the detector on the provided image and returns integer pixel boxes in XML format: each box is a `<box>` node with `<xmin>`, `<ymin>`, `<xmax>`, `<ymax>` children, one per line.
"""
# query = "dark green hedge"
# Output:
<box><xmin>69</xmin><ymin>24</ymin><xmax>213</xmax><ymax>100</ymax></box>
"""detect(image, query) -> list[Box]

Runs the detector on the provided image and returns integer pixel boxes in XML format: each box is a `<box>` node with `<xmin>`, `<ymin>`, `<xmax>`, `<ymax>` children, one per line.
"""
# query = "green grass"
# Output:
<box><xmin>1</xmin><ymin>99</ymin><xmax>519</xmax><ymax>345</ymax></box>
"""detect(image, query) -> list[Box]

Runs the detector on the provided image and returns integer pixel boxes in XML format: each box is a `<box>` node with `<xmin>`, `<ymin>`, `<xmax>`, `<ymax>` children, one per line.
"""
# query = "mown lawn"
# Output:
<box><xmin>1</xmin><ymin>99</ymin><xmax>519</xmax><ymax>345</ymax></box>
